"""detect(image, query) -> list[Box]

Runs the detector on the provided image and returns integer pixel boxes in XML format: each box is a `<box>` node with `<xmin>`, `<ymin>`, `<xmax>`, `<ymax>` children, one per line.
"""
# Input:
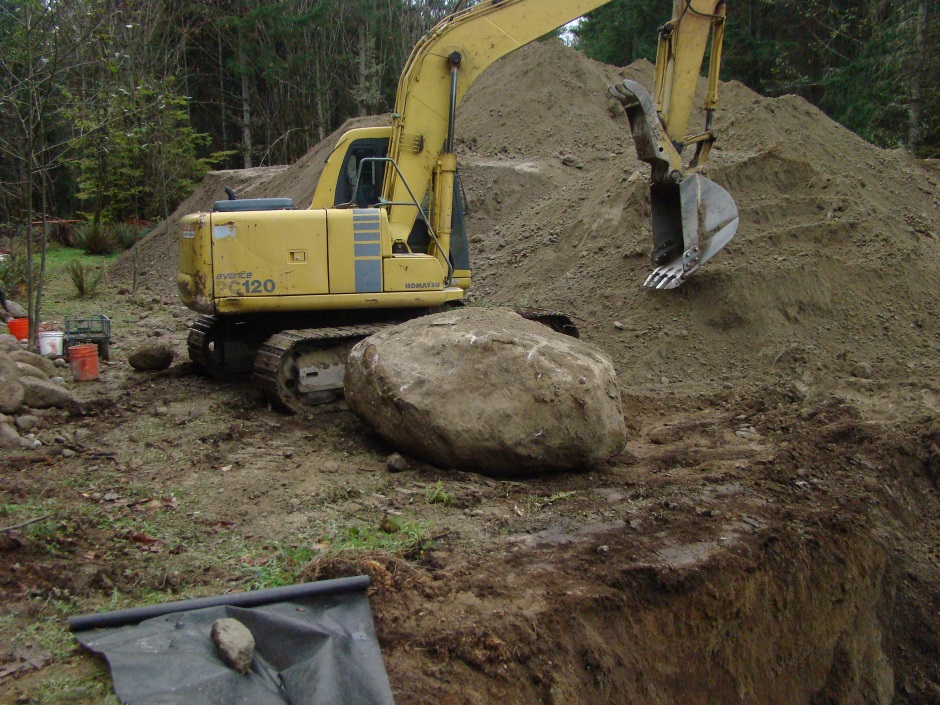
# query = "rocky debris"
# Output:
<box><xmin>345</xmin><ymin>308</ymin><xmax>626</xmax><ymax>477</ymax></box>
<box><xmin>9</xmin><ymin>350</ymin><xmax>57</xmax><ymax>378</ymax></box>
<box><xmin>19</xmin><ymin>376</ymin><xmax>75</xmax><ymax>409</ymax></box>
<box><xmin>210</xmin><ymin>618</ymin><xmax>255</xmax><ymax>674</ymax></box>
<box><xmin>0</xmin><ymin>334</ymin><xmax>18</xmax><ymax>352</ymax></box>
<box><xmin>128</xmin><ymin>343</ymin><xmax>174</xmax><ymax>371</ymax></box>
<box><xmin>0</xmin><ymin>422</ymin><xmax>19</xmax><ymax>449</ymax></box>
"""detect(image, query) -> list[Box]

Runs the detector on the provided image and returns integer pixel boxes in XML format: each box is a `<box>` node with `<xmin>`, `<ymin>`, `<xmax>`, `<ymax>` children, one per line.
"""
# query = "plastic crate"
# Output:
<box><xmin>65</xmin><ymin>314</ymin><xmax>111</xmax><ymax>361</ymax></box>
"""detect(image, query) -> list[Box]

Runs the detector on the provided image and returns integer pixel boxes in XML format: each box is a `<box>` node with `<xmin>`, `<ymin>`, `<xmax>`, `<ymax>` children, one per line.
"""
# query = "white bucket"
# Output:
<box><xmin>37</xmin><ymin>330</ymin><xmax>65</xmax><ymax>356</ymax></box>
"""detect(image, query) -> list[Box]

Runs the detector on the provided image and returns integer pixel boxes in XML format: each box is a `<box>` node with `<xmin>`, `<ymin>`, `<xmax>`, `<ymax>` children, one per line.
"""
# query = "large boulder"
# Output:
<box><xmin>128</xmin><ymin>343</ymin><xmax>174</xmax><ymax>371</ymax></box>
<box><xmin>19</xmin><ymin>376</ymin><xmax>75</xmax><ymax>409</ymax></box>
<box><xmin>344</xmin><ymin>308</ymin><xmax>626</xmax><ymax>477</ymax></box>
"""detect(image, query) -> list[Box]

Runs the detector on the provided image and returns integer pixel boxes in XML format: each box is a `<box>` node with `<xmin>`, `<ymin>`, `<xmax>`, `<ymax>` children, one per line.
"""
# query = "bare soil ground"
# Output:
<box><xmin>3</xmin><ymin>41</ymin><xmax>940</xmax><ymax>704</ymax></box>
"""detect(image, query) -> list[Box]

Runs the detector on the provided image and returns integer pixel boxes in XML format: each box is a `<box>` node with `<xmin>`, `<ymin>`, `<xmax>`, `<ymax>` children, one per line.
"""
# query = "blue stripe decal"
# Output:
<box><xmin>354</xmin><ymin>231</ymin><xmax>380</xmax><ymax>243</ymax></box>
<box><xmin>355</xmin><ymin>244</ymin><xmax>381</xmax><ymax>257</ymax></box>
<box><xmin>355</xmin><ymin>260</ymin><xmax>382</xmax><ymax>292</ymax></box>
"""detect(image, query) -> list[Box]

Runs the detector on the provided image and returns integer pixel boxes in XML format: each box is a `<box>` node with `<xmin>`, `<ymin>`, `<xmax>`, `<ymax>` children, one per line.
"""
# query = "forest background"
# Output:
<box><xmin>1</xmin><ymin>0</ymin><xmax>938</xmax><ymax>233</ymax></box>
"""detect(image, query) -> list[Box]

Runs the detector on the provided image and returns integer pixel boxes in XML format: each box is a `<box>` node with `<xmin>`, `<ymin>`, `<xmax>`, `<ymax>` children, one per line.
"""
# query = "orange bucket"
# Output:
<box><xmin>68</xmin><ymin>344</ymin><xmax>100</xmax><ymax>381</ymax></box>
<box><xmin>6</xmin><ymin>317</ymin><xmax>28</xmax><ymax>340</ymax></box>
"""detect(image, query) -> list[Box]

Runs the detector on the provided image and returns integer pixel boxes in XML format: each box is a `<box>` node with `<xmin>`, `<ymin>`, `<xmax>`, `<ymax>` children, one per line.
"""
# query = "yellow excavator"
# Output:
<box><xmin>178</xmin><ymin>0</ymin><xmax>738</xmax><ymax>410</ymax></box>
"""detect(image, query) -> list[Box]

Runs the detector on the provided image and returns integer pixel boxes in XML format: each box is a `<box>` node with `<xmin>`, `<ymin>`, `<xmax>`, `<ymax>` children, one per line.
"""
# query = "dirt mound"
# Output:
<box><xmin>450</xmin><ymin>40</ymin><xmax>940</xmax><ymax>397</ymax></box>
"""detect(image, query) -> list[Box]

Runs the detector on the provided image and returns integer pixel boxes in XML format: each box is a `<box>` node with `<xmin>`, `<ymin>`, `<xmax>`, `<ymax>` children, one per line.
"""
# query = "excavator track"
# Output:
<box><xmin>253</xmin><ymin>324</ymin><xmax>395</xmax><ymax>412</ymax></box>
<box><xmin>187</xmin><ymin>314</ymin><xmax>265</xmax><ymax>378</ymax></box>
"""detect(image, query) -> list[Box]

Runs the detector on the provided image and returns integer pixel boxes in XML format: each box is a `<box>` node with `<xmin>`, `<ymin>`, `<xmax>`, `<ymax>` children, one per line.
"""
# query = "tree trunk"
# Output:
<box><xmin>909</xmin><ymin>0</ymin><xmax>927</xmax><ymax>153</ymax></box>
<box><xmin>240</xmin><ymin>45</ymin><xmax>253</xmax><ymax>168</ymax></box>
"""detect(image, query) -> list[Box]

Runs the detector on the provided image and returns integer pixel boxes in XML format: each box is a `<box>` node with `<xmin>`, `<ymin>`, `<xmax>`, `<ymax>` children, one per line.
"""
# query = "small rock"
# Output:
<box><xmin>53</xmin><ymin>358</ymin><xmax>67</xmax><ymax>368</ymax></box>
<box><xmin>386</xmin><ymin>453</ymin><xmax>411</xmax><ymax>473</ymax></box>
<box><xmin>735</xmin><ymin>426</ymin><xmax>759</xmax><ymax>440</ymax></box>
<box><xmin>211</xmin><ymin>618</ymin><xmax>255</xmax><ymax>674</ymax></box>
<box><xmin>128</xmin><ymin>343</ymin><xmax>174</xmax><ymax>371</ymax></box>
<box><xmin>15</xmin><ymin>415</ymin><xmax>40</xmax><ymax>432</ymax></box>
<box><xmin>613</xmin><ymin>321</ymin><xmax>626</xmax><ymax>330</ymax></box>
<box><xmin>0</xmin><ymin>423</ymin><xmax>20</xmax><ymax>449</ymax></box>
<box><xmin>283</xmin><ymin>449</ymin><xmax>294</xmax><ymax>459</ymax></box>
<box><xmin>61</xmin><ymin>448</ymin><xmax>76</xmax><ymax>458</ymax></box>
<box><xmin>852</xmin><ymin>362</ymin><xmax>873</xmax><ymax>379</ymax></box>
<box><xmin>561</xmin><ymin>155</ymin><xmax>584</xmax><ymax>169</ymax></box>
<box><xmin>103</xmin><ymin>491</ymin><xmax>119</xmax><ymax>502</ymax></box>
<box><xmin>51</xmin><ymin>377</ymin><xmax>66</xmax><ymax>386</ymax></box>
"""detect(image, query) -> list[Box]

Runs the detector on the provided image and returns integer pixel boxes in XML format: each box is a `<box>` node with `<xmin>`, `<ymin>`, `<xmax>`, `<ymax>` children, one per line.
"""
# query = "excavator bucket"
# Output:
<box><xmin>610</xmin><ymin>79</ymin><xmax>739</xmax><ymax>290</ymax></box>
<box><xmin>646</xmin><ymin>173</ymin><xmax>738</xmax><ymax>289</ymax></box>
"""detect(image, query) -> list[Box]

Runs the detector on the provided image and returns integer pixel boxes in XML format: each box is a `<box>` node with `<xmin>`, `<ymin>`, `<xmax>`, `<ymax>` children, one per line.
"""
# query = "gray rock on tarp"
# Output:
<box><xmin>128</xmin><ymin>343</ymin><xmax>174</xmax><ymax>371</ymax></box>
<box><xmin>0</xmin><ymin>422</ymin><xmax>20</xmax><ymax>449</ymax></box>
<box><xmin>9</xmin><ymin>350</ymin><xmax>57</xmax><ymax>378</ymax></box>
<box><xmin>344</xmin><ymin>308</ymin><xmax>626</xmax><ymax>477</ymax></box>
<box><xmin>210</xmin><ymin>618</ymin><xmax>255</xmax><ymax>674</ymax></box>
<box><xmin>20</xmin><ymin>376</ymin><xmax>75</xmax><ymax>409</ymax></box>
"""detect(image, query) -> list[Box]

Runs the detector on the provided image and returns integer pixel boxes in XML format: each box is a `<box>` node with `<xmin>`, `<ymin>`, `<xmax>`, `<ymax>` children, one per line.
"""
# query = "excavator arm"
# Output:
<box><xmin>379</xmin><ymin>0</ymin><xmax>620</xmax><ymax>272</ymax></box>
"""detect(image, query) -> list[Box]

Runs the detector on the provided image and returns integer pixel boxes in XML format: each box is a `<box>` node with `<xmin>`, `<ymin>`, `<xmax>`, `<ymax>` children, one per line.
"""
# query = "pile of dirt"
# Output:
<box><xmin>453</xmin><ymin>41</ymin><xmax>940</xmax><ymax>399</ymax></box>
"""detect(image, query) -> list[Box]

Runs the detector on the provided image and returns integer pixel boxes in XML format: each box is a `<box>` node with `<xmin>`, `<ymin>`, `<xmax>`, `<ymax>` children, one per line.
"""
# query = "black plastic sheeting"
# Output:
<box><xmin>71</xmin><ymin>577</ymin><xmax>394</xmax><ymax>705</ymax></box>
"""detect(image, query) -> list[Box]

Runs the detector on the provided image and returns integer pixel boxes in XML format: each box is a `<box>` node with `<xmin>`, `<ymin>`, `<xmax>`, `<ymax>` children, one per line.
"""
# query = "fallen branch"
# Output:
<box><xmin>0</xmin><ymin>514</ymin><xmax>51</xmax><ymax>534</ymax></box>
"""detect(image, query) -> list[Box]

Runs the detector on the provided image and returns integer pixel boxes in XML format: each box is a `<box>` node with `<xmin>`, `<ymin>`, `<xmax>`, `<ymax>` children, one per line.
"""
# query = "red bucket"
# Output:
<box><xmin>6</xmin><ymin>317</ymin><xmax>28</xmax><ymax>340</ymax></box>
<box><xmin>68</xmin><ymin>344</ymin><xmax>99</xmax><ymax>381</ymax></box>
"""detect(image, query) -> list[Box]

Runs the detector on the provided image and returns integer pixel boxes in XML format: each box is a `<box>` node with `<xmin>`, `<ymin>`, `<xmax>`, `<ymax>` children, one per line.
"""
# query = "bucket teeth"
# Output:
<box><xmin>644</xmin><ymin>263</ymin><xmax>690</xmax><ymax>290</ymax></box>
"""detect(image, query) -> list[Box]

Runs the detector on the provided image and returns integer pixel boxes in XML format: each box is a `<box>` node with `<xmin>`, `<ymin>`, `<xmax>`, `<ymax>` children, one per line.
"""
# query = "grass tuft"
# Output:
<box><xmin>66</xmin><ymin>261</ymin><xmax>103</xmax><ymax>298</ymax></box>
<box><xmin>72</xmin><ymin>222</ymin><xmax>117</xmax><ymax>256</ymax></box>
